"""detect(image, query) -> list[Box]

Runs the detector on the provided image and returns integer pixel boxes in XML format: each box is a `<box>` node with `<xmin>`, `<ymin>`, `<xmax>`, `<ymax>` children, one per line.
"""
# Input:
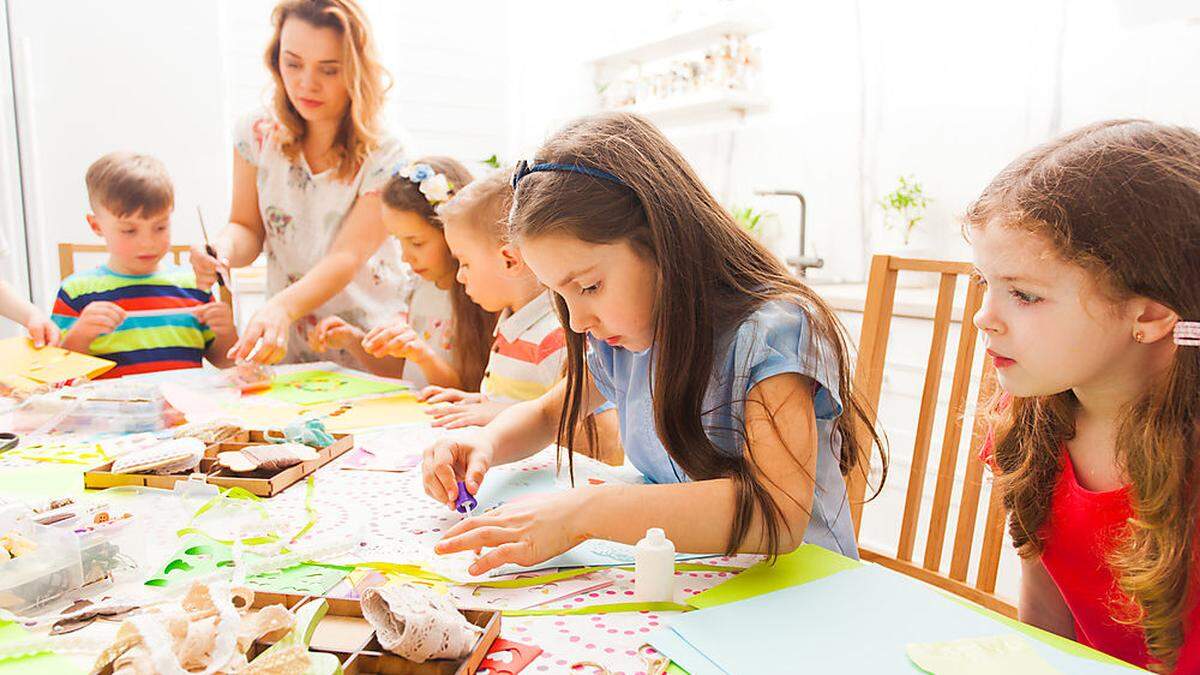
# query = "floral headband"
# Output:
<box><xmin>393</xmin><ymin>162</ymin><xmax>454</xmax><ymax>205</ymax></box>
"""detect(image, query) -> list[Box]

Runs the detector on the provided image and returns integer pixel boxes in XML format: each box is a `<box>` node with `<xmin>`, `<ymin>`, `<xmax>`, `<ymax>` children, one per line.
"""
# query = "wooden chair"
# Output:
<box><xmin>58</xmin><ymin>243</ymin><xmax>232</xmax><ymax>306</ymax></box>
<box><xmin>845</xmin><ymin>254</ymin><xmax>1012</xmax><ymax>617</ymax></box>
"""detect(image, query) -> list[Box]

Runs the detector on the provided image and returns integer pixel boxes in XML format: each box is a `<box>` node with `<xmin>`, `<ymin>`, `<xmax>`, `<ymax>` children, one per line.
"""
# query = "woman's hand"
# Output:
<box><xmin>434</xmin><ymin>489</ymin><xmax>590</xmax><ymax>575</ymax></box>
<box><xmin>308</xmin><ymin>315</ymin><xmax>365</xmax><ymax>353</ymax></box>
<box><xmin>421</xmin><ymin>431</ymin><xmax>496</xmax><ymax>508</ymax></box>
<box><xmin>189</xmin><ymin>243</ymin><xmax>231</xmax><ymax>293</ymax></box>
<box><xmin>226</xmin><ymin>301</ymin><xmax>292</xmax><ymax>364</ymax></box>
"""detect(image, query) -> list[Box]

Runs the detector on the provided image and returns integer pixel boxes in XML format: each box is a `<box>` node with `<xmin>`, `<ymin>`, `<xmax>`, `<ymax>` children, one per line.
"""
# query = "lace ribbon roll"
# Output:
<box><xmin>360</xmin><ymin>585</ymin><xmax>482</xmax><ymax>663</ymax></box>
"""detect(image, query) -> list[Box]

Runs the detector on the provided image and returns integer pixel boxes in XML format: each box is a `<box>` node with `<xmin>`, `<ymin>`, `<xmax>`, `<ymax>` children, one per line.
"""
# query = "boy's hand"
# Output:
<box><xmin>362</xmin><ymin>320</ymin><xmax>433</xmax><ymax>363</ymax></box>
<box><xmin>73</xmin><ymin>302</ymin><xmax>126</xmax><ymax>339</ymax></box>
<box><xmin>24</xmin><ymin>311</ymin><xmax>60</xmax><ymax>348</ymax></box>
<box><xmin>308</xmin><ymin>315</ymin><xmax>364</xmax><ymax>353</ymax></box>
<box><xmin>194</xmin><ymin>302</ymin><xmax>236</xmax><ymax>338</ymax></box>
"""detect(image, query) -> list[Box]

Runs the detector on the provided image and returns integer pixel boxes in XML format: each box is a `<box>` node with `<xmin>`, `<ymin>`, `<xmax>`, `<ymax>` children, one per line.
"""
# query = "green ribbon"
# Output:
<box><xmin>176</xmin><ymin>478</ymin><xmax>318</xmax><ymax>550</ymax></box>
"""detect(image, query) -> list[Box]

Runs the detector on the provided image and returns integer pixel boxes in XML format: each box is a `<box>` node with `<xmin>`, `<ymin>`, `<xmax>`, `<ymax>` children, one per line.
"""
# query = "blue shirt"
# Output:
<box><xmin>586</xmin><ymin>299</ymin><xmax>858</xmax><ymax>558</ymax></box>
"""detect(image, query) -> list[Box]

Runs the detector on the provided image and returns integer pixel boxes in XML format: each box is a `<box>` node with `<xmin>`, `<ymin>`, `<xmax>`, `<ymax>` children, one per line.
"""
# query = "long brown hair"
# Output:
<box><xmin>965</xmin><ymin>119</ymin><xmax>1200</xmax><ymax>672</ymax></box>
<box><xmin>382</xmin><ymin>156</ymin><xmax>498</xmax><ymax>390</ymax></box>
<box><xmin>507</xmin><ymin>112</ymin><xmax>886</xmax><ymax>557</ymax></box>
<box><xmin>265</xmin><ymin>0</ymin><xmax>388</xmax><ymax>181</ymax></box>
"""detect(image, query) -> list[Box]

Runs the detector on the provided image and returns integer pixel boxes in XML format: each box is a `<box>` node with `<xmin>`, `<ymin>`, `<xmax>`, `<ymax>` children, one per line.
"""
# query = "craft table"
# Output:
<box><xmin>0</xmin><ymin>364</ymin><xmax>1142</xmax><ymax>674</ymax></box>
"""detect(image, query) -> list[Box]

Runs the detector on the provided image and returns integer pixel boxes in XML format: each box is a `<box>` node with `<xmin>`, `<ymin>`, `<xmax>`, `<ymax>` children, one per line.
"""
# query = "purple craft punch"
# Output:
<box><xmin>455</xmin><ymin>480</ymin><xmax>477</xmax><ymax>516</ymax></box>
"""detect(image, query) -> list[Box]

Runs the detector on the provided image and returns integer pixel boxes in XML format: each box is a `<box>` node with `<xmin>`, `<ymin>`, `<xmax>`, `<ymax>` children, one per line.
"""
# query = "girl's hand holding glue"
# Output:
<box><xmin>421</xmin><ymin>433</ymin><xmax>494</xmax><ymax>509</ymax></box>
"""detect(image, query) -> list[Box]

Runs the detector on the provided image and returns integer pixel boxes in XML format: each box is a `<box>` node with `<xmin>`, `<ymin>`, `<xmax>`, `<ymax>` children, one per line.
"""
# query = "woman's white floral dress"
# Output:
<box><xmin>235</xmin><ymin>110</ymin><xmax>412</xmax><ymax>366</ymax></box>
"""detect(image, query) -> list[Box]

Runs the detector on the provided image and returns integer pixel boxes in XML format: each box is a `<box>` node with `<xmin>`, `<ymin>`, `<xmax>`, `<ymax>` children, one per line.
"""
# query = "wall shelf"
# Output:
<box><xmin>591</xmin><ymin>16</ymin><xmax>768</xmax><ymax>75</ymax></box>
<box><xmin>615</xmin><ymin>90</ymin><xmax>768</xmax><ymax>123</ymax></box>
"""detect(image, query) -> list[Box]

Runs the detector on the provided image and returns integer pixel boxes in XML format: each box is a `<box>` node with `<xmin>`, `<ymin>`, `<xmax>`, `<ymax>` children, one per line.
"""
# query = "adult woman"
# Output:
<box><xmin>193</xmin><ymin>0</ymin><xmax>408</xmax><ymax>365</ymax></box>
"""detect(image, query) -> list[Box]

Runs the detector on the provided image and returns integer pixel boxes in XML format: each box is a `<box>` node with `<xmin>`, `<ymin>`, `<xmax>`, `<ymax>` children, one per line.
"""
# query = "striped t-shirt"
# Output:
<box><xmin>51</xmin><ymin>265</ymin><xmax>215</xmax><ymax>378</ymax></box>
<box><xmin>480</xmin><ymin>292</ymin><xmax>565</xmax><ymax>404</ymax></box>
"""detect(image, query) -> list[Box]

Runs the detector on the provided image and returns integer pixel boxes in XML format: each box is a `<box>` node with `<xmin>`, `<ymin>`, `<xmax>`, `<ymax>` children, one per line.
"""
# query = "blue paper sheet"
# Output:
<box><xmin>646</xmin><ymin>627</ymin><xmax>725</xmax><ymax>675</ymax></box>
<box><xmin>660</xmin><ymin>565</ymin><xmax>1140</xmax><ymax>674</ymax></box>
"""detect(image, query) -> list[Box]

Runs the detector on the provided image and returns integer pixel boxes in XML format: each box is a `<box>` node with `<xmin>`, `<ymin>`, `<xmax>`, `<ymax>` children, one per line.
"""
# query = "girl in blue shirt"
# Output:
<box><xmin>422</xmin><ymin>112</ymin><xmax>887</xmax><ymax>575</ymax></box>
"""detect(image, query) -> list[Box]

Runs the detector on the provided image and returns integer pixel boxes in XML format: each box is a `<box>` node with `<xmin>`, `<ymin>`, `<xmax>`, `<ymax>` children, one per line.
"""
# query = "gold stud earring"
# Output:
<box><xmin>1134</xmin><ymin>330</ymin><xmax>1145</xmax><ymax>343</ymax></box>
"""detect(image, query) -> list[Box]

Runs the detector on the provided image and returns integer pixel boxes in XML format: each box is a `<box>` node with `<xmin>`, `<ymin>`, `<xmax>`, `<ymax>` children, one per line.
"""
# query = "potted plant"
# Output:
<box><xmin>731</xmin><ymin>204</ymin><xmax>787</xmax><ymax>257</ymax></box>
<box><xmin>878</xmin><ymin>175</ymin><xmax>931</xmax><ymax>249</ymax></box>
<box><xmin>876</xmin><ymin>175</ymin><xmax>936</xmax><ymax>286</ymax></box>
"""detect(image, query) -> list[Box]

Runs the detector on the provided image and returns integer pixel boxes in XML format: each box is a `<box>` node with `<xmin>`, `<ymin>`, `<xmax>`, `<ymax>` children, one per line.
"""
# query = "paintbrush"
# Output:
<box><xmin>196</xmin><ymin>206</ymin><xmax>228</xmax><ymax>289</ymax></box>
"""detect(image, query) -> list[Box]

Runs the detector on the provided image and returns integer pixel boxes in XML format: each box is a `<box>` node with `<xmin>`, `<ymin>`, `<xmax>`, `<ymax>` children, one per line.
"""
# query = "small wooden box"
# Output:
<box><xmin>250</xmin><ymin>592</ymin><xmax>501</xmax><ymax>674</ymax></box>
<box><xmin>83</xmin><ymin>432</ymin><xmax>354</xmax><ymax>497</ymax></box>
<box><xmin>207</xmin><ymin>432</ymin><xmax>353</xmax><ymax>496</ymax></box>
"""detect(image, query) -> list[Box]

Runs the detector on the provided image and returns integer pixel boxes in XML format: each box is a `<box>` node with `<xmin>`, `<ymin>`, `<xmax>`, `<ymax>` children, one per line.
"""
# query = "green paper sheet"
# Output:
<box><xmin>0</xmin><ymin>621</ymin><xmax>84</xmax><ymax>675</ymax></box>
<box><xmin>962</xmin><ymin>598</ymin><xmax>1138</xmax><ymax>668</ymax></box>
<box><xmin>686</xmin><ymin>543</ymin><xmax>859</xmax><ymax>609</ymax></box>
<box><xmin>246</xmin><ymin>562</ymin><xmax>355</xmax><ymax>596</ymax></box>
<box><xmin>262</xmin><ymin>370</ymin><xmax>402</xmax><ymax>406</ymax></box>
<box><xmin>144</xmin><ymin>536</ymin><xmax>351</xmax><ymax>595</ymax></box>
<box><xmin>908</xmin><ymin>634</ymin><xmax>1061</xmax><ymax>674</ymax></box>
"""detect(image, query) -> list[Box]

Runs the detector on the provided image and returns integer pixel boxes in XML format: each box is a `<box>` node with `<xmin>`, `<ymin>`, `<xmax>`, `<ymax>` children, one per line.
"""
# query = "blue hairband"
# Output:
<box><xmin>511</xmin><ymin>160</ymin><xmax>626</xmax><ymax>189</ymax></box>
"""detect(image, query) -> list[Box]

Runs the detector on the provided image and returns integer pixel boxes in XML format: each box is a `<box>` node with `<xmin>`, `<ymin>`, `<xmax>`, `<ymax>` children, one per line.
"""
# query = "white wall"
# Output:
<box><xmin>504</xmin><ymin>0</ymin><xmax>1200</xmax><ymax>282</ymax></box>
<box><xmin>9</xmin><ymin>0</ymin><xmax>230</xmax><ymax>308</ymax></box>
<box><xmin>223</xmin><ymin>0</ymin><xmax>511</xmax><ymax>175</ymax></box>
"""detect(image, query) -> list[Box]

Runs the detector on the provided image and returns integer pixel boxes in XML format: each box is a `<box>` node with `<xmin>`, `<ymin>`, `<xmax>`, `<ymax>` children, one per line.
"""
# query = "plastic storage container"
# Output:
<box><xmin>0</xmin><ymin>518</ymin><xmax>83</xmax><ymax>616</ymax></box>
<box><xmin>11</xmin><ymin>381</ymin><xmax>167</xmax><ymax>435</ymax></box>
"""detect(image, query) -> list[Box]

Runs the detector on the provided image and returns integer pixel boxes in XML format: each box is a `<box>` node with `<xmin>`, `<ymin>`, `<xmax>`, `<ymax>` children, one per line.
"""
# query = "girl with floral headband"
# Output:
<box><xmin>970</xmin><ymin>120</ymin><xmax>1200</xmax><ymax>672</ymax></box>
<box><xmin>310</xmin><ymin>156</ymin><xmax>498</xmax><ymax>390</ymax></box>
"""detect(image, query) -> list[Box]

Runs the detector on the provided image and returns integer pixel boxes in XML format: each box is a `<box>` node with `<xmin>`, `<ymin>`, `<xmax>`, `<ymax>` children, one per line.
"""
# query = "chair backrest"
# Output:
<box><xmin>57</xmin><ymin>243</ymin><xmax>232</xmax><ymax>306</ymax></box>
<box><xmin>845</xmin><ymin>254</ymin><xmax>1012</xmax><ymax>617</ymax></box>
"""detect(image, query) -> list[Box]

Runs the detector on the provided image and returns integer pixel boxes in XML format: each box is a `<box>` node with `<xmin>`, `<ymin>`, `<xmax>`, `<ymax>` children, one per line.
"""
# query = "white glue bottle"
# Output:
<box><xmin>634</xmin><ymin>527</ymin><xmax>676</xmax><ymax>602</ymax></box>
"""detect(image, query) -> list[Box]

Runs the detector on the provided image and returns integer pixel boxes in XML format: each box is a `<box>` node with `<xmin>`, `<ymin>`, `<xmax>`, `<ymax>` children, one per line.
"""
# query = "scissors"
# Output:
<box><xmin>0</xmin><ymin>432</ymin><xmax>18</xmax><ymax>453</ymax></box>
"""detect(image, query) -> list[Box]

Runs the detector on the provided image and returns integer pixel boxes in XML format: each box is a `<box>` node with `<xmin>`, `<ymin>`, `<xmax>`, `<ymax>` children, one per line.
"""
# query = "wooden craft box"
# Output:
<box><xmin>250</xmin><ymin>591</ymin><xmax>501</xmax><ymax>675</ymax></box>
<box><xmin>83</xmin><ymin>432</ymin><xmax>354</xmax><ymax>497</ymax></box>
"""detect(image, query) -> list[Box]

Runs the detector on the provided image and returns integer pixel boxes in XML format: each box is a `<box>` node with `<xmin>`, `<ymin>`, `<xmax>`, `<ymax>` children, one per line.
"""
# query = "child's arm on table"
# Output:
<box><xmin>1019</xmin><ymin>556</ymin><xmax>1076</xmax><ymax>640</ymax></box>
<box><xmin>428</xmin><ymin>372</ymin><xmax>819</xmax><ymax>575</ymax></box>
<box><xmin>0</xmin><ymin>280</ymin><xmax>58</xmax><ymax>347</ymax></box>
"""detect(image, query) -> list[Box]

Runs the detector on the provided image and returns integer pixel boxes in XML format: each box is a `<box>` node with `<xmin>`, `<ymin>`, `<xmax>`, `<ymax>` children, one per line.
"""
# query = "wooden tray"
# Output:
<box><xmin>250</xmin><ymin>591</ymin><xmax>501</xmax><ymax>675</ymax></box>
<box><xmin>83</xmin><ymin>432</ymin><xmax>354</xmax><ymax>497</ymax></box>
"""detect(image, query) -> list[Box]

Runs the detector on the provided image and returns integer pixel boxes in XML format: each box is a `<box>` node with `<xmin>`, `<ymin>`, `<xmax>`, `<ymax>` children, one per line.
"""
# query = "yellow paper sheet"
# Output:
<box><xmin>216</xmin><ymin>393</ymin><xmax>431</xmax><ymax>431</ymax></box>
<box><xmin>218</xmin><ymin>400</ymin><xmax>308</xmax><ymax>429</ymax></box>
<box><xmin>907</xmin><ymin>634</ymin><xmax>1061</xmax><ymax>675</ymax></box>
<box><xmin>308</xmin><ymin>393</ymin><xmax>432</xmax><ymax>431</ymax></box>
<box><xmin>0</xmin><ymin>337</ymin><xmax>114</xmax><ymax>390</ymax></box>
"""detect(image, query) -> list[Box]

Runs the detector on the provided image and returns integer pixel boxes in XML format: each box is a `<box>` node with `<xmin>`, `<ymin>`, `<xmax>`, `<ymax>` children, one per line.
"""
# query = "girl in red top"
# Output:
<box><xmin>969</xmin><ymin>119</ymin><xmax>1200</xmax><ymax>673</ymax></box>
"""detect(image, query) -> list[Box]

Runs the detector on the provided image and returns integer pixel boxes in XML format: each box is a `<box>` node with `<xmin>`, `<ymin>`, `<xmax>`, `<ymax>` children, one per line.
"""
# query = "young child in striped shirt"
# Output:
<box><xmin>420</xmin><ymin>167</ymin><xmax>565</xmax><ymax>427</ymax></box>
<box><xmin>52</xmin><ymin>152</ymin><xmax>238</xmax><ymax>377</ymax></box>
